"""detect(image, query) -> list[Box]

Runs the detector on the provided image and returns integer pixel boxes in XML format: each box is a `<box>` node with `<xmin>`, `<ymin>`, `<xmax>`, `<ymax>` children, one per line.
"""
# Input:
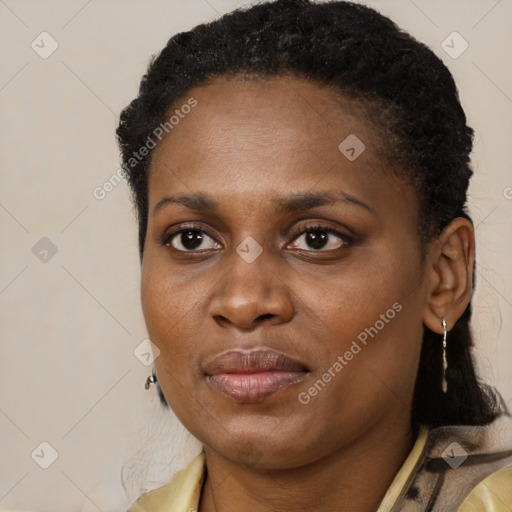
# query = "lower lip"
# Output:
<box><xmin>208</xmin><ymin>371</ymin><xmax>307</xmax><ymax>403</ymax></box>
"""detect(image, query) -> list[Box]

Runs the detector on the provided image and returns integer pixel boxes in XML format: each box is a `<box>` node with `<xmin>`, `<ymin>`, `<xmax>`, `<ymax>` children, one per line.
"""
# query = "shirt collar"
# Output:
<box><xmin>376</xmin><ymin>425</ymin><xmax>429</xmax><ymax>511</ymax></box>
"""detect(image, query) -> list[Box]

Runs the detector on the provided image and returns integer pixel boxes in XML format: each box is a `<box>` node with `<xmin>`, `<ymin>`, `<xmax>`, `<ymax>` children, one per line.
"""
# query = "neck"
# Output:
<box><xmin>199</xmin><ymin>415</ymin><xmax>416</xmax><ymax>512</ymax></box>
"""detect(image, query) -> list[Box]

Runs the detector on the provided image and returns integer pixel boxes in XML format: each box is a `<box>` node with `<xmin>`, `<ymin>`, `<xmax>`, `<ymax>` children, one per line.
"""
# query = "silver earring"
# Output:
<box><xmin>442</xmin><ymin>317</ymin><xmax>448</xmax><ymax>393</ymax></box>
<box><xmin>145</xmin><ymin>372</ymin><xmax>157</xmax><ymax>390</ymax></box>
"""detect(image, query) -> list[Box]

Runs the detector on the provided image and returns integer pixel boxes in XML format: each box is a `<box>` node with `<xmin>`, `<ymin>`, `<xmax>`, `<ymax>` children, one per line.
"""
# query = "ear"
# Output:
<box><xmin>422</xmin><ymin>217</ymin><xmax>475</xmax><ymax>334</ymax></box>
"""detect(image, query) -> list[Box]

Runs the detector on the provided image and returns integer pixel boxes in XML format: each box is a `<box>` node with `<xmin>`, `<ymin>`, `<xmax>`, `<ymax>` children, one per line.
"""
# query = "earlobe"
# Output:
<box><xmin>422</xmin><ymin>217</ymin><xmax>475</xmax><ymax>334</ymax></box>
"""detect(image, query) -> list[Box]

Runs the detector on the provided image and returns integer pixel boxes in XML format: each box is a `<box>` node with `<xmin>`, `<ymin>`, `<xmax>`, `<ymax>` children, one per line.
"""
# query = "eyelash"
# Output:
<box><xmin>160</xmin><ymin>222</ymin><xmax>356</xmax><ymax>252</ymax></box>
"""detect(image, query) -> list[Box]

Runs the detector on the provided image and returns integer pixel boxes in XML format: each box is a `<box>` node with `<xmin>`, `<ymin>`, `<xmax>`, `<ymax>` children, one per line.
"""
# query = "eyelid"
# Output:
<box><xmin>288</xmin><ymin>219</ymin><xmax>356</xmax><ymax>240</ymax></box>
<box><xmin>160</xmin><ymin>222</ymin><xmax>219</xmax><ymax>248</ymax></box>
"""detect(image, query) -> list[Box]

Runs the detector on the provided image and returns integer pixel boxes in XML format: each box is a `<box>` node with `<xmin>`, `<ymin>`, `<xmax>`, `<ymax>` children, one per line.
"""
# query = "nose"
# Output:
<box><xmin>208</xmin><ymin>251</ymin><xmax>295</xmax><ymax>331</ymax></box>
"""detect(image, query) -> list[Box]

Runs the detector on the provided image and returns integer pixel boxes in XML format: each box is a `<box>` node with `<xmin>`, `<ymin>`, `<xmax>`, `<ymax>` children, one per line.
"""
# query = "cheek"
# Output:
<box><xmin>141</xmin><ymin>248</ymin><xmax>200</xmax><ymax>334</ymax></box>
<box><xmin>140</xmin><ymin>258</ymin><xmax>202</xmax><ymax>381</ymax></box>
<box><xmin>141</xmin><ymin>270</ymin><xmax>202</xmax><ymax>420</ymax></box>
<box><xmin>307</xmin><ymin>240</ymin><xmax>425</xmax><ymax>391</ymax></box>
<box><xmin>311</xmin><ymin>242</ymin><xmax>421</xmax><ymax>334</ymax></box>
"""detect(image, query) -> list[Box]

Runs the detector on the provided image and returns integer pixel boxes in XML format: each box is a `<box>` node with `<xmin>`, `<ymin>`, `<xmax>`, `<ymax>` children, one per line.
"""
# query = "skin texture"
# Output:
<box><xmin>140</xmin><ymin>76</ymin><xmax>475</xmax><ymax>512</ymax></box>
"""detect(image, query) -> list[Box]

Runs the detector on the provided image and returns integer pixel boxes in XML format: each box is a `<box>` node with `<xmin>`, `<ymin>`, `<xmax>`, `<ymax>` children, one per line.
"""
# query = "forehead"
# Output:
<box><xmin>151</xmin><ymin>75</ymin><xmax>378</xmax><ymax>163</ymax></box>
<box><xmin>147</xmin><ymin>75</ymin><xmax>416</xmax><ymax>221</ymax></box>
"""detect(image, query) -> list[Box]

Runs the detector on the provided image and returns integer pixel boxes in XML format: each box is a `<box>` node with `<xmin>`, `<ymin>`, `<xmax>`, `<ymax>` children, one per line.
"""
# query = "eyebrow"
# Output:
<box><xmin>153</xmin><ymin>191</ymin><xmax>375</xmax><ymax>216</ymax></box>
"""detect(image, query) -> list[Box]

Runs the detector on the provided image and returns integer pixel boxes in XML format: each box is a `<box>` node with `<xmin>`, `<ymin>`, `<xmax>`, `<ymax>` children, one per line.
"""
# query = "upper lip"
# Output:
<box><xmin>203</xmin><ymin>349</ymin><xmax>308</xmax><ymax>376</ymax></box>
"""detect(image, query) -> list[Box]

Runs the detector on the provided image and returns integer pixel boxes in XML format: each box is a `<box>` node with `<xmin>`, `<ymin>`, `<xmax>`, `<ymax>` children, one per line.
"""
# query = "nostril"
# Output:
<box><xmin>212</xmin><ymin>313</ymin><xmax>278</xmax><ymax>329</ymax></box>
<box><xmin>213</xmin><ymin>315</ymin><xmax>230</xmax><ymax>327</ymax></box>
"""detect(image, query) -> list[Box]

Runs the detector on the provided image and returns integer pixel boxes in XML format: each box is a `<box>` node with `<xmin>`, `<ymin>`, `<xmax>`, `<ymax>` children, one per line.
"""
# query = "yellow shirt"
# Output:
<box><xmin>129</xmin><ymin>427</ymin><xmax>512</xmax><ymax>511</ymax></box>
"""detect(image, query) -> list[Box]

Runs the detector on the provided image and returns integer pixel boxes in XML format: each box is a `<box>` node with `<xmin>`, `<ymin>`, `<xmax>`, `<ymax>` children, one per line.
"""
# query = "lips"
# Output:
<box><xmin>204</xmin><ymin>349</ymin><xmax>309</xmax><ymax>403</ymax></box>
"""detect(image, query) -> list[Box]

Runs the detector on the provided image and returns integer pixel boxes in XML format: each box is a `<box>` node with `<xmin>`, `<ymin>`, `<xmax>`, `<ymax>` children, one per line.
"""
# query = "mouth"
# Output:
<box><xmin>203</xmin><ymin>349</ymin><xmax>309</xmax><ymax>403</ymax></box>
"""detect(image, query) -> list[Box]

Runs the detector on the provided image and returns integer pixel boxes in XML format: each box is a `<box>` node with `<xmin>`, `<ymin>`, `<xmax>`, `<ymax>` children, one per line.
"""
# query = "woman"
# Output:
<box><xmin>117</xmin><ymin>1</ymin><xmax>512</xmax><ymax>510</ymax></box>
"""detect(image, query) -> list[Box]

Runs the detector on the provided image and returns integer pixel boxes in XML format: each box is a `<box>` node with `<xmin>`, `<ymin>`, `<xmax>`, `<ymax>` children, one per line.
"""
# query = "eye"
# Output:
<box><xmin>163</xmin><ymin>227</ymin><xmax>221</xmax><ymax>252</ymax></box>
<box><xmin>287</xmin><ymin>224</ymin><xmax>353</xmax><ymax>251</ymax></box>
<box><xmin>161</xmin><ymin>223</ymin><xmax>354</xmax><ymax>253</ymax></box>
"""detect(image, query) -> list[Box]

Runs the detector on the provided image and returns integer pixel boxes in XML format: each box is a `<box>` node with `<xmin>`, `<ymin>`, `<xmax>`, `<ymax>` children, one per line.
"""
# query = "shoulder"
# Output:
<box><xmin>127</xmin><ymin>452</ymin><xmax>206</xmax><ymax>512</ymax></box>
<box><xmin>392</xmin><ymin>413</ymin><xmax>512</xmax><ymax>511</ymax></box>
<box><xmin>458</xmin><ymin>466</ymin><xmax>512</xmax><ymax>511</ymax></box>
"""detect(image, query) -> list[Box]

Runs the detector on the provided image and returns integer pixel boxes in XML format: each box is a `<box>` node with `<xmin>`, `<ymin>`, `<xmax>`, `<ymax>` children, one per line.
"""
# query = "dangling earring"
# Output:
<box><xmin>442</xmin><ymin>317</ymin><xmax>448</xmax><ymax>393</ymax></box>
<box><xmin>145</xmin><ymin>369</ymin><xmax>157</xmax><ymax>390</ymax></box>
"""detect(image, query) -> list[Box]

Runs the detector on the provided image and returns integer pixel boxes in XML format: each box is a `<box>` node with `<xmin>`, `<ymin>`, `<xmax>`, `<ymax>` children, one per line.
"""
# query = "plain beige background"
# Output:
<box><xmin>0</xmin><ymin>0</ymin><xmax>511</xmax><ymax>510</ymax></box>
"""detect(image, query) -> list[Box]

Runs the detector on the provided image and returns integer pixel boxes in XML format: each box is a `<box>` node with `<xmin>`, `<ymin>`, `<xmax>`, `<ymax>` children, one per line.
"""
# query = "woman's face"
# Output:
<box><xmin>141</xmin><ymin>76</ymin><xmax>428</xmax><ymax>469</ymax></box>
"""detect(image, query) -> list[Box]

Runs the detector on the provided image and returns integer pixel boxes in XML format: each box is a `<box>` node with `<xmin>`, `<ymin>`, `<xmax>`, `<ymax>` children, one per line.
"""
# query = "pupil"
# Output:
<box><xmin>306</xmin><ymin>230</ymin><xmax>327</xmax><ymax>250</ymax></box>
<box><xmin>182</xmin><ymin>230</ymin><xmax>203</xmax><ymax>250</ymax></box>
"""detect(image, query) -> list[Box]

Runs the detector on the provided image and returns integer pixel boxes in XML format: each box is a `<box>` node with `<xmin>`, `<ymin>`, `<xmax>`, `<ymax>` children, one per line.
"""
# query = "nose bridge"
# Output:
<box><xmin>223</xmin><ymin>242</ymin><xmax>275</xmax><ymax>306</ymax></box>
<box><xmin>208</xmin><ymin>241</ymin><xmax>293</xmax><ymax>328</ymax></box>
